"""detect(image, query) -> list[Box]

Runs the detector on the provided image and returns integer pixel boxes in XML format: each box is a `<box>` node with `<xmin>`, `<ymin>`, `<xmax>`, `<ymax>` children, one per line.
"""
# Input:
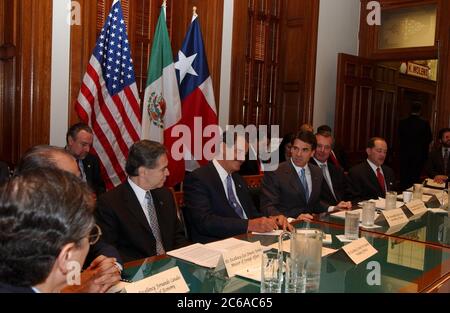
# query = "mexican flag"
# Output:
<box><xmin>141</xmin><ymin>6</ymin><xmax>184</xmax><ymax>186</ymax></box>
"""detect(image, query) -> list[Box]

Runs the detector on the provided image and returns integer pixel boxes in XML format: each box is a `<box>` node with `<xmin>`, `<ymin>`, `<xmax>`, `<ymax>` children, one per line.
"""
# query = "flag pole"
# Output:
<box><xmin>162</xmin><ymin>0</ymin><xmax>167</xmax><ymax>16</ymax></box>
<box><xmin>192</xmin><ymin>6</ymin><xmax>198</xmax><ymax>21</ymax></box>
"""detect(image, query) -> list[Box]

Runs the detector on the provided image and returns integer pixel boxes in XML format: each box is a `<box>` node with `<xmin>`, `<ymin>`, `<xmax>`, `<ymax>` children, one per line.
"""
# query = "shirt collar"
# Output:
<box><xmin>212</xmin><ymin>159</ymin><xmax>230</xmax><ymax>183</ymax></box>
<box><xmin>127</xmin><ymin>177</ymin><xmax>148</xmax><ymax>205</ymax></box>
<box><xmin>290</xmin><ymin>158</ymin><xmax>310</xmax><ymax>174</ymax></box>
<box><xmin>367</xmin><ymin>159</ymin><xmax>381</xmax><ymax>172</ymax></box>
<box><xmin>313</xmin><ymin>157</ymin><xmax>327</xmax><ymax>167</ymax></box>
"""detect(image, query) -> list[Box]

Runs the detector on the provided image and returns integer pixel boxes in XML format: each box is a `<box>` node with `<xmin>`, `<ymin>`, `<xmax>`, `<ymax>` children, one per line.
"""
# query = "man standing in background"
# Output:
<box><xmin>398</xmin><ymin>101</ymin><xmax>432</xmax><ymax>189</ymax></box>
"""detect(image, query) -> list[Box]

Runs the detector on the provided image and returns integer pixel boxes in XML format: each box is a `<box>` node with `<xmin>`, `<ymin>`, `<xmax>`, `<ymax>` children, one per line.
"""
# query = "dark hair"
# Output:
<box><xmin>367</xmin><ymin>137</ymin><xmax>386</xmax><ymax>148</ymax></box>
<box><xmin>15</xmin><ymin>145</ymin><xmax>75</xmax><ymax>176</ymax></box>
<box><xmin>317</xmin><ymin>125</ymin><xmax>332</xmax><ymax>133</ymax></box>
<box><xmin>125</xmin><ymin>140</ymin><xmax>167</xmax><ymax>177</ymax></box>
<box><xmin>411</xmin><ymin>101</ymin><xmax>422</xmax><ymax>114</ymax></box>
<box><xmin>0</xmin><ymin>168</ymin><xmax>95</xmax><ymax>287</ymax></box>
<box><xmin>438</xmin><ymin>128</ymin><xmax>450</xmax><ymax>141</ymax></box>
<box><xmin>222</xmin><ymin>130</ymin><xmax>249</xmax><ymax>149</ymax></box>
<box><xmin>316</xmin><ymin>130</ymin><xmax>332</xmax><ymax>138</ymax></box>
<box><xmin>291</xmin><ymin>131</ymin><xmax>317</xmax><ymax>150</ymax></box>
<box><xmin>66</xmin><ymin>123</ymin><xmax>93</xmax><ymax>144</ymax></box>
<box><xmin>278</xmin><ymin>132</ymin><xmax>295</xmax><ymax>162</ymax></box>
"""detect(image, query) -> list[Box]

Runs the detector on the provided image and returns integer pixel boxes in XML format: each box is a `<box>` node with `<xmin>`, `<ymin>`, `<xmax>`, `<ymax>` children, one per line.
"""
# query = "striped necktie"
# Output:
<box><xmin>145</xmin><ymin>191</ymin><xmax>165</xmax><ymax>255</ymax></box>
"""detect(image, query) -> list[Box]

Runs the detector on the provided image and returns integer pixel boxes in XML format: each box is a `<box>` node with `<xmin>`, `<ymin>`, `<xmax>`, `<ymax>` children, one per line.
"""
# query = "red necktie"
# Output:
<box><xmin>329</xmin><ymin>151</ymin><xmax>342</xmax><ymax>169</ymax></box>
<box><xmin>376</xmin><ymin>167</ymin><xmax>386</xmax><ymax>194</ymax></box>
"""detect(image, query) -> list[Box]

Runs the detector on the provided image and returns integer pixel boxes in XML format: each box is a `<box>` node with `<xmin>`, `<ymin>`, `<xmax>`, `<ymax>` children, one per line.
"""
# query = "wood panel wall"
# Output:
<box><xmin>229</xmin><ymin>0</ymin><xmax>319</xmax><ymax>136</ymax></box>
<box><xmin>0</xmin><ymin>0</ymin><xmax>53</xmax><ymax>165</ymax></box>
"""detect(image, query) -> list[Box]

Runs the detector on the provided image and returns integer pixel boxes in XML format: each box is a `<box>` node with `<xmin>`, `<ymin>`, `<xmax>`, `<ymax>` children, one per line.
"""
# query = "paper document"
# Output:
<box><xmin>252</xmin><ymin>230</ymin><xmax>284</xmax><ymax>236</ymax></box>
<box><xmin>168</xmin><ymin>238</ymin><xmax>255</xmax><ymax>268</ymax></box>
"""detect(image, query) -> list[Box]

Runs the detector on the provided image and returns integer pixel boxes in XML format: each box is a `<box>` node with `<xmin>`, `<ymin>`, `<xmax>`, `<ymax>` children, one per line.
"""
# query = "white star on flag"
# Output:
<box><xmin>175</xmin><ymin>51</ymin><xmax>198</xmax><ymax>83</ymax></box>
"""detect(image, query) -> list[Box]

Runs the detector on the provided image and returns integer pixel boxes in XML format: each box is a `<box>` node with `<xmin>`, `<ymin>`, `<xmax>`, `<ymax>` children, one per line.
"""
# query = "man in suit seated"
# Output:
<box><xmin>348</xmin><ymin>137</ymin><xmax>396</xmax><ymax>202</ymax></box>
<box><xmin>0</xmin><ymin>169</ymin><xmax>96</xmax><ymax>293</ymax></box>
<box><xmin>261</xmin><ymin>131</ymin><xmax>326</xmax><ymax>219</ymax></box>
<box><xmin>66</xmin><ymin>123</ymin><xmax>106</xmax><ymax>195</ymax></box>
<box><xmin>317</xmin><ymin>124</ymin><xmax>348</xmax><ymax>171</ymax></box>
<box><xmin>96</xmin><ymin>140</ymin><xmax>188</xmax><ymax>262</ymax></box>
<box><xmin>310</xmin><ymin>130</ymin><xmax>352</xmax><ymax>210</ymax></box>
<box><xmin>14</xmin><ymin>145</ymin><xmax>121</xmax><ymax>293</ymax></box>
<box><xmin>426</xmin><ymin>127</ymin><xmax>450</xmax><ymax>184</ymax></box>
<box><xmin>184</xmin><ymin>132</ymin><xmax>292</xmax><ymax>244</ymax></box>
<box><xmin>0</xmin><ymin>161</ymin><xmax>10</xmax><ymax>185</ymax></box>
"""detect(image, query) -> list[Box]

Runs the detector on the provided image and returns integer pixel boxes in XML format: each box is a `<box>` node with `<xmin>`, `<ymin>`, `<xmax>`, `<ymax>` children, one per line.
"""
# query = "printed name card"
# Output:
<box><xmin>405</xmin><ymin>199</ymin><xmax>428</xmax><ymax>216</ymax></box>
<box><xmin>222</xmin><ymin>241</ymin><xmax>262</xmax><ymax>278</ymax></box>
<box><xmin>342</xmin><ymin>238</ymin><xmax>378</xmax><ymax>264</ymax></box>
<box><xmin>124</xmin><ymin>267</ymin><xmax>189</xmax><ymax>293</ymax></box>
<box><xmin>378</xmin><ymin>208</ymin><xmax>409</xmax><ymax>227</ymax></box>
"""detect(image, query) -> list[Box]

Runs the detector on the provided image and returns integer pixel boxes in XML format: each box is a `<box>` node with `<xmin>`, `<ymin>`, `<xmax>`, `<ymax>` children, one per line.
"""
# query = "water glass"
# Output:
<box><xmin>385</xmin><ymin>191</ymin><xmax>397</xmax><ymax>210</ymax></box>
<box><xmin>284</xmin><ymin>256</ymin><xmax>306</xmax><ymax>293</ymax></box>
<box><xmin>403</xmin><ymin>191</ymin><xmax>412</xmax><ymax>203</ymax></box>
<box><xmin>260</xmin><ymin>250</ymin><xmax>282</xmax><ymax>293</ymax></box>
<box><xmin>362</xmin><ymin>201</ymin><xmax>376</xmax><ymax>227</ymax></box>
<box><xmin>413</xmin><ymin>184</ymin><xmax>423</xmax><ymax>201</ymax></box>
<box><xmin>345</xmin><ymin>210</ymin><xmax>360</xmax><ymax>240</ymax></box>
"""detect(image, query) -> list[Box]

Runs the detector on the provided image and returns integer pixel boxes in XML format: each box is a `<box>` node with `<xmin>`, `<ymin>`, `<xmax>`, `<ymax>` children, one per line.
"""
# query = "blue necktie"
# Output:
<box><xmin>226</xmin><ymin>175</ymin><xmax>245</xmax><ymax>219</ymax></box>
<box><xmin>145</xmin><ymin>191</ymin><xmax>165</xmax><ymax>255</ymax></box>
<box><xmin>299</xmin><ymin>168</ymin><xmax>310</xmax><ymax>201</ymax></box>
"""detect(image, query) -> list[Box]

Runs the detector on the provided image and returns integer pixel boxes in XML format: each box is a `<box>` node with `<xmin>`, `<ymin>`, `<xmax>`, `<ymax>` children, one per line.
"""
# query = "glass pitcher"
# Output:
<box><xmin>278</xmin><ymin>228</ymin><xmax>324</xmax><ymax>293</ymax></box>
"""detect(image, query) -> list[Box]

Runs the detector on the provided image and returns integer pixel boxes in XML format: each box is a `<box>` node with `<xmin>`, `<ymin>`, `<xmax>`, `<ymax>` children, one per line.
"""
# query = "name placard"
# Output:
<box><xmin>222</xmin><ymin>241</ymin><xmax>262</xmax><ymax>278</ymax></box>
<box><xmin>405</xmin><ymin>199</ymin><xmax>428</xmax><ymax>216</ymax></box>
<box><xmin>124</xmin><ymin>267</ymin><xmax>189</xmax><ymax>293</ymax></box>
<box><xmin>377</xmin><ymin>208</ymin><xmax>409</xmax><ymax>227</ymax></box>
<box><xmin>342</xmin><ymin>238</ymin><xmax>378</xmax><ymax>265</ymax></box>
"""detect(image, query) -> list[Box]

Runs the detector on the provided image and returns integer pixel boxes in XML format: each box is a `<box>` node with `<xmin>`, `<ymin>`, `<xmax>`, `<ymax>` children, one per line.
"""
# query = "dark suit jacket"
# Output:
<box><xmin>348</xmin><ymin>160</ymin><xmax>396</xmax><ymax>202</ymax></box>
<box><xmin>399</xmin><ymin>114</ymin><xmax>432</xmax><ymax>164</ymax></box>
<box><xmin>260</xmin><ymin>161</ymin><xmax>326</xmax><ymax>218</ymax></box>
<box><xmin>426</xmin><ymin>147</ymin><xmax>450</xmax><ymax>178</ymax></box>
<box><xmin>183</xmin><ymin>162</ymin><xmax>263</xmax><ymax>243</ymax></box>
<box><xmin>0</xmin><ymin>161</ymin><xmax>10</xmax><ymax>185</ymax></box>
<box><xmin>0</xmin><ymin>283</ymin><xmax>34</xmax><ymax>293</ymax></box>
<box><xmin>95</xmin><ymin>181</ymin><xmax>188</xmax><ymax>263</ymax></box>
<box><xmin>82</xmin><ymin>153</ymin><xmax>106</xmax><ymax>195</ymax></box>
<box><xmin>309</xmin><ymin>159</ymin><xmax>350</xmax><ymax>207</ymax></box>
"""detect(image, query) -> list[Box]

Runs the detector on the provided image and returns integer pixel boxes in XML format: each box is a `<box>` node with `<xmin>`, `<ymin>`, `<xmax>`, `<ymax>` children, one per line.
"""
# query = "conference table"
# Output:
<box><xmin>123</xmin><ymin>219</ymin><xmax>450</xmax><ymax>293</ymax></box>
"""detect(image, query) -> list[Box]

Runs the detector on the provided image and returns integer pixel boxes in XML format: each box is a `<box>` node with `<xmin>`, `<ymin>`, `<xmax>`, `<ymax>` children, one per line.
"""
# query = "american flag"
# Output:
<box><xmin>75</xmin><ymin>0</ymin><xmax>141</xmax><ymax>190</ymax></box>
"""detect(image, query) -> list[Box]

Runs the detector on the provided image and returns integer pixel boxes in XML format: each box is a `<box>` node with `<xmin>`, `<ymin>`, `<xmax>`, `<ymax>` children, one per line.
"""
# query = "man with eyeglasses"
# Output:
<box><xmin>15</xmin><ymin>145</ymin><xmax>121</xmax><ymax>293</ymax></box>
<box><xmin>348</xmin><ymin>137</ymin><xmax>396</xmax><ymax>202</ymax></box>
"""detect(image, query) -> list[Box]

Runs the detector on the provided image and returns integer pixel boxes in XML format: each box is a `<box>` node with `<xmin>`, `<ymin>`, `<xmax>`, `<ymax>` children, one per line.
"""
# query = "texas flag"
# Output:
<box><xmin>175</xmin><ymin>13</ymin><xmax>219</xmax><ymax>172</ymax></box>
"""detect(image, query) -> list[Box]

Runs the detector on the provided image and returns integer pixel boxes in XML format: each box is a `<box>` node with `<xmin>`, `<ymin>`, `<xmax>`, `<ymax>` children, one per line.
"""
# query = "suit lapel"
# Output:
<box><xmin>364</xmin><ymin>161</ymin><xmax>382</xmax><ymax>194</ymax></box>
<box><xmin>327</xmin><ymin>163</ymin><xmax>339</xmax><ymax>202</ymax></box>
<box><xmin>308</xmin><ymin>165</ymin><xmax>322</xmax><ymax>205</ymax></box>
<box><xmin>208</xmin><ymin>162</ymin><xmax>238</xmax><ymax>216</ymax></box>
<box><xmin>286</xmin><ymin>162</ymin><xmax>307</xmax><ymax>202</ymax></box>
<box><xmin>124</xmin><ymin>182</ymin><xmax>153</xmax><ymax>235</ymax></box>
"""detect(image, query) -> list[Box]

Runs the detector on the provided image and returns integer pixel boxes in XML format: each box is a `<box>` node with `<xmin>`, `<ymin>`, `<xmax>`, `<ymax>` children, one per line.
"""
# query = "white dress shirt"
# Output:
<box><xmin>290</xmin><ymin>159</ymin><xmax>312</xmax><ymax>199</ymax></box>
<box><xmin>212</xmin><ymin>159</ymin><xmax>248</xmax><ymax>219</ymax></box>
<box><xmin>367</xmin><ymin>159</ymin><xmax>387</xmax><ymax>192</ymax></box>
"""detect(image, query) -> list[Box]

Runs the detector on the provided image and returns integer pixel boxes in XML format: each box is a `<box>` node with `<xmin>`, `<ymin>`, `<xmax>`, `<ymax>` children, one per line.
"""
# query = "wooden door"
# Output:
<box><xmin>334</xmin><ymin>53</ymin><xmax>398</xmax><ymax>167</ymax></box>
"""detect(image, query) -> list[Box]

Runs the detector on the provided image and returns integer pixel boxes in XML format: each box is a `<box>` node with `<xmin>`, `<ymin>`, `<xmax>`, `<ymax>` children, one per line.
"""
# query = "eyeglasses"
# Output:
<box><xmin>88</xmin><ymin>224</ymin><xmax>102</xmax><ymax>245</ymax></box>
